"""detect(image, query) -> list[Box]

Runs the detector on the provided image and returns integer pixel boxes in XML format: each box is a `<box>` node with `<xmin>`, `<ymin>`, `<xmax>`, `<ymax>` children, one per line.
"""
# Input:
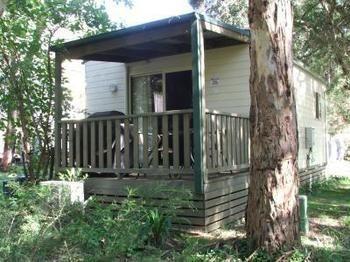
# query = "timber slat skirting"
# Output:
<box><xmin>83</xmin><ymin>163</ymin><xmax>327</xmax><ymax>232</ymax></box>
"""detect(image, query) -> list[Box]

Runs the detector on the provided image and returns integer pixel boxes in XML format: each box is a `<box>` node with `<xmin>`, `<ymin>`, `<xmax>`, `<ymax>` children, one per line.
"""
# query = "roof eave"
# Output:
<box><xmin>50</xmin><ymin>12</ymin><xmax>250</xmax><ymax>53</ymax></box>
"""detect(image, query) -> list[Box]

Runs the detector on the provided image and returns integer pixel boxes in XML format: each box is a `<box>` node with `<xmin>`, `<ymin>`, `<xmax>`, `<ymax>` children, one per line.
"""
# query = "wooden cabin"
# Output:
<box><xmin>51</xmin><ymin>13</ymin><xmax>327</xmax><ymax>232</ymax></box>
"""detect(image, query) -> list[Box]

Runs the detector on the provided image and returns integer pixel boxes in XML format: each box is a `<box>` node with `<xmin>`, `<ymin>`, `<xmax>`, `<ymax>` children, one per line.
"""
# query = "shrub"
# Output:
<box><xmin>58</xmin><ymin>168</ymin><xmax>87</xmax><ymax>182</ymax></box>
<box><xmin>0</xmin><ymin>181</ymin><xmax>193</xmax><ymax>260</ymax></box>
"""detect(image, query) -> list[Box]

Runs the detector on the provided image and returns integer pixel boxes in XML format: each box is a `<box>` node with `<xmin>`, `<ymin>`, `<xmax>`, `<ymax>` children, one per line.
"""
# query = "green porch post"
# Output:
<box><xmin>191</xmin><ymin>16</ymin><xmax>207</xmax><ymax>194</ymax></box>
<box><xmin>54</xmin><ymin>53</ymin><xmax>63</xmax><ymax>174</ymax></box>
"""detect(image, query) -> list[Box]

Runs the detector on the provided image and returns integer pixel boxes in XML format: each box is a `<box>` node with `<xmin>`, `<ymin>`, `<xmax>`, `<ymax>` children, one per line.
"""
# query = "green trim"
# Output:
<box><xmin>50</xmin><ymin>12</ymin><xmax>249</xmax><ymax>52</ymax></box>
<box><xmin>50</xmin><ymin>13</ymin><xmax>196</xmax><ymax>52</ymax></box>
<box><xmin>54</xmin><ymin>53</ymin><xmax>63</xmax><ymax>174</ymax></box>
<box><xmin>191</xmin><ymin>16</ymin><xmax>207</xmax><ymax>194</ymax></box>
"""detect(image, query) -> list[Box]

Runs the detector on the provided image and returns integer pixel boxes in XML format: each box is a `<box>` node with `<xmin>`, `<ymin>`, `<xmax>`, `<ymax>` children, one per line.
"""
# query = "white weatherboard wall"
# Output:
<box><xmin>84</xmin><ymin>45</ymin><xmax>327</xmax><ymax>169</ymax></box>
<box><xmin>128</xmin><ymin>45</ymin><xmax>250</xmax><ymax>117</ymax></box>
<box><xmin>294</xmin><ymin>64</ymin><xmax>327</xmax><ymax>169</ymax></box>
<box><xmin>85</xmin><ymin>61</ymin><xmax>127</xmax><ymax>114</ymax></box>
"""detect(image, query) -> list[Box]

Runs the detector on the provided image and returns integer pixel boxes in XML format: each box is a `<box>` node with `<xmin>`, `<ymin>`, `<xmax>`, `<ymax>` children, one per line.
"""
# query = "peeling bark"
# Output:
<box><xmin>246</xmin><ymin>0</ymin><xmax>299</xmax><ymax>251</ymax></box>
<box><xmin>1</xmin><ymin>111</ymin><xmax>16</xmax><ymax>172</ymax></box>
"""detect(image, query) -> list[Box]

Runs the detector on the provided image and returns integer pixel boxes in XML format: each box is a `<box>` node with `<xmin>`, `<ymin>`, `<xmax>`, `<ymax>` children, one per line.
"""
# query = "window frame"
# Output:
<box><xmin>128</xmin><ymin>72</ymin><xmax>165</xmax><ymax>114</ymax></box>
<box><xmin>128</xmin><ymin>68</ymin><xmax>192</xmax><ymax>114</ymax></box>
<box><xmin>315</xmin><ymin>92</ymin><xmax>322</xmax><ymax>120</ymax></box>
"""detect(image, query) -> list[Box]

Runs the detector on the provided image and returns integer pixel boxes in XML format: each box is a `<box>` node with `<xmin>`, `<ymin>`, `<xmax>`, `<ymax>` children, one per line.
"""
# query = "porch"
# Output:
<box><xmin>57</xmin><ymin>109</ymin><xmax>249</xmax><ymax>177</ymax></box>
<box><xmin>51</xmin><ymin>12</ymin><xmax>251</xmax><ymax>197</ymax></box>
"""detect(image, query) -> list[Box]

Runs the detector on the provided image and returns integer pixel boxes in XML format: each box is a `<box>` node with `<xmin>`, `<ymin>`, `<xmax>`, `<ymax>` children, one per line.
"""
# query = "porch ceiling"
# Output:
<box><xmin>50</xmin><ymin>12</ymin><xmax>250</xmax><ymax>63</ymax></box>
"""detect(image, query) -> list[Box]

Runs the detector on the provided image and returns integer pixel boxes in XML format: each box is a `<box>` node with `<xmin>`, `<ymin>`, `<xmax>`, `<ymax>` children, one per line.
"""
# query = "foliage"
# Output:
<box><xmin>191</xmin><ymin>0</ymin><xmax>350</xmax><ymax>132</ymax></box>
<box><xmin>58</xmin><ymin>168</ymin><xmax>87</xmax><ymax>181</ymax></box>
<box><xmin>141</xmin><ymin>208</ymin><xmax>171</xmax><ymax>246</ymax></box>
<box><xmin>170</xmin><ymin>236</ymin><xmax>242</xmax><ymax>261</ymax></box>
<box><xmin>294</xmin><ymin>0</ymin><xmax>350</xmax><ymax>132</ymax></box>
<box><xmin>0</xmin><ymin>0</ymin><xmax>130</xmax><ymax>180</ymax></box>
<box><xmin>0</xmin><ymin>175</ymin><xmax>349</xmax><ymax>260</ymax></box>
<box><xmin>301</xmin><ymin>176</ymin><xmax>350</xmax><ymax>261</ymax></box>
<box><xmin>308</xmin><ymin>176</ymin><xmax>350</xmax><ymax>193</ymax></box>
<box><xmin>0</xmin><ymin>182</ymin><xmax>193</xmax><ymax>260</ymax></box>
<box><xmin>189</xmin><ymin>0</ymin><xmax>248</xmax><ymax>27</ymax></box>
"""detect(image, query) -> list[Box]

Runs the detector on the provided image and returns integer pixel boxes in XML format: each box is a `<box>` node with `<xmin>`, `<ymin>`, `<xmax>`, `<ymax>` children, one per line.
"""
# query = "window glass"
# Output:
<box><xmin>131</xmin><ymin>74</ymin><xmax>163</xmax><ymax>114</ymax></box>
<box><xmin>315</xmin><ymin>92</ymin><xmax>321</xmax><ymax>119</ymax></box>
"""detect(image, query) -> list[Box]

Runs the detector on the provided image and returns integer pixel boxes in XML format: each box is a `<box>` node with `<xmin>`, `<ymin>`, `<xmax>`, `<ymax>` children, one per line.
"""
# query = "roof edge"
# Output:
<box><xmin>293</xmin><ymin>60</ymin><xmax>328</xmax><ymax>86</ymax></box>
<box><xmin>50</xmin><ymin>12</ymin><xmax>198</xmax><ymax>52</ymax></box>
<box><xmin>50</xmin><ymin>12</ymin><xmax>250</xmax><ymax>52</ymax></box>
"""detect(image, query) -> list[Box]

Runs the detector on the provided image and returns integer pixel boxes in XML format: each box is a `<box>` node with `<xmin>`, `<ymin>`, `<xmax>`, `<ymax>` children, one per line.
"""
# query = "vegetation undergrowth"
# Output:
<box><xmin>300</xmin><ymin>176</ymin><xmax>350</xmax><ymax>261</ymax></box>
<box><xmin>0</xmin><ymin>175</ymin><xmax>349</xmax><ymax>261</ymax></box>
<box><xmin>0</xmin><ymin>180</ymin><xmax>193</xmax><ymax>261</ymax></box>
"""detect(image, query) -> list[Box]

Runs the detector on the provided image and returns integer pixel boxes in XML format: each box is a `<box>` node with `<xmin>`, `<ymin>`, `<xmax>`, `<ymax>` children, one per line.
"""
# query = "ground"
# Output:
<box><xmin>160</xmin><ymin>162</ymin><xmax>350</xmax><ymax>261</ymax></box>
<box><xmin>0</xmin><ymin>163</ymin><xmax>349</xmax><ymax>261</ymax></box>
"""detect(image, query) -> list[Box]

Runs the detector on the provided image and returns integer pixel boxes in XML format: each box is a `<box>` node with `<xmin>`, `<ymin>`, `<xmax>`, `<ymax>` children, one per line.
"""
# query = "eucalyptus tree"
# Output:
<box><xmin>246</xmin><ymin>0</ymin><xmax>299</xmax><ymax>250</ymax></box>
<box><xmin>189</xmin><ymin>0</ymin><xmax>299</xmax><ymax>251</ymax></box>
<box><xmin>0</xmin><ymin>0</ymin><xmax>131</xmax><ymax>180</ymax></box>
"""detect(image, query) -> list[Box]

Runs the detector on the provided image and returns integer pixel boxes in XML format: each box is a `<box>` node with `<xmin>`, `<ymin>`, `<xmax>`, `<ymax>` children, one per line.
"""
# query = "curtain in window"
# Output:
<box><xmin>131</xmin><ymin>74</ymin><xmax>163</xmax><ymax>114</ymax></box>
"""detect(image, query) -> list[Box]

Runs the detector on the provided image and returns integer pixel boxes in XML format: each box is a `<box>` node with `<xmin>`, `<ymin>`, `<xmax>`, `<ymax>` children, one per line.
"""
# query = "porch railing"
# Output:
<box><xmin>205</xmin><ymin>110</ymin><xmax>249</xmax><ymax>173</ymax></box>
<box><xmin>58</xmin><ymin>109</ymin><xmax>194</xmax><ymax>176</ymax></box>
<box><xmin>57</xmin><ymin>109</ymin><xmax>250</xmax><ymax>177</ymax></box>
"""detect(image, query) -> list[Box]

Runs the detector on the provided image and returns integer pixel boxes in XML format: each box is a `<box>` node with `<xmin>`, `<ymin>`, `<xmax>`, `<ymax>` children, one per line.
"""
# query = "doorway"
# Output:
<box><xmin>165</xmin><ymin>70</ymin><xmax>192</xmax><ymax>111</ymax></box>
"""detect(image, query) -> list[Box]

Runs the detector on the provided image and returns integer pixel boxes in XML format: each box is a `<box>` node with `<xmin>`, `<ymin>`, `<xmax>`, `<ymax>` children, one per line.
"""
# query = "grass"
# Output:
<box><xmin>301</xmin><ymin>177</ymin><xmax>350</xmax><ymax>261</ymax></box>
<box><xmin>162</xmin><ymin>176</ymin><xmax>350</xmax><ymax>261</ymax></box>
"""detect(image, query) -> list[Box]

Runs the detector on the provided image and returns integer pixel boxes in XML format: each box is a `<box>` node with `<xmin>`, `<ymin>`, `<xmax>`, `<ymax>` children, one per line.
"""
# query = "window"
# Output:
<box><xmin>130</xmin><ymin>70</ymin><xmax>193</xmax><ymax>114</ymax></box>
<box><xmin>131</xmin><ymin>74</ymin><xmax>164</xmax><ymax>114</ymax></box>
<box><xmin>315</xmin><ymin>92</ymin><xmax>321</xmax><ymax>119</ymax></box>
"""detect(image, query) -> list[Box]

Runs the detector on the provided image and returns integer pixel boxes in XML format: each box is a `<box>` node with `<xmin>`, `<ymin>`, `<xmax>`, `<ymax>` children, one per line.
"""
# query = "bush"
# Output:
<box><xmin>0</xmin><ymin>181</ymin><xmax>193</xmax><ymax>260</ymax></box>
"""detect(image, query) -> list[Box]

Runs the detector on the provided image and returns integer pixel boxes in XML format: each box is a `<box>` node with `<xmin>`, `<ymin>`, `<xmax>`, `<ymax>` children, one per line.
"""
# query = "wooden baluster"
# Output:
<box><xmin>75</xmin><ymin>122</ymin><xmax>81</xmax><ymax>167</ymax></box>
<box><xmin>245</xmin><ymin>119</ymin><xmax>249</xmax><ymax>164</ymax></box>
<box><xmin>216</xmin><ymin>115</ymin><xmax>222</xmax><ymax>168</ymax></box>
<box><xmin>205</xmin><ymin>114</ymin><xmax>211</xmax><ymax>168</ymax></box>
<box><xmin>98</xmin><ymin>121</ymin><xmax>104</xmax><ymax>168</ymax></box>
<box><xmin>124</xmin><ymin>118</ymin><xmax>130</xmax><ymax>169</ymax></box>
<box><xmin>61</xmin><ymin>122</ymin><xmax>67</xmax><ymax>168</ymax></box>
<box><xmin>222</xmin><ymin>116</ymin><xmax>227</xmax><ymax>168</ymax></box>
<box><xmin>68</xmin><ymin>123</ymin><xmax>74</xmax><ymax>167</ymax></box>
<box><xmin>152</xmin><ymin>116</ymin><xmax>159</xmax><ymax>168</ymax></box>
<box><xmin>83</xmin><ymin>122</ymin><xmax>88</xmax><ymax>168</ymax></box>
<box><xmin>211</xmin><ymin>114</ymin><xmax>217</xmax><ymax>168</ymax></box>
<box><xmin>247</xmin><ymin>118</ymin><xmax>250</xmax><ymax>164</ymax></box>
<box><xmin>227</xmin><ymin>117</ymin><xmax>232</xmax><ymax>167</ymax></box>
<box><xmin>173</xmin><ymin>114</ymin><xmax>179</xmax><ymax>170</ymax></box>
<box><xmin>239</xmin><ymin>118</ymin><xmax>243</xmax><ymax>165</ymax></box>
<box><xmin>231</xmin><ymin>117</ymin><xmax>236</xmax><ymax>166</ymax></box>
<box><xmin>133</xmin><ymin>117</ymin><xmax>139</xmax><ymax>169</ymax></box>
<box><xmin>90</xmin><ymin>121</ymin><xmax>96</xmax><ymax>168</ymax></box>
<box><xmin>106</xmin><ymin>120</ymin><xmax>112</xmax><ymax>168</ymax></box>
<box><xmin>183</xmin><ymin>113</ymin><xmax>191</xmax><ymax>169</ymax></box>
<box><xmin>235</xmin><ymin>118</ymin><xmax>240</xmax><ymax>165</ymax></box>
<box><xmin>242</xmin><ymin>119</ymin><xmax>246</xmax><ymax>164</ymax></box>
<box><xmin>115</xmin><ymin>119</ymin><xmax>121</xmax><ymax>169</ymax></box>
<box><xmin>162</xmin><ymin>115</ymin><xmax>169</xmax><ymax>168</ymax></box>
<box><xmin>142</xmin><ymin>117</ymin><xmax>149</xmax><ymax>168</ymax></box>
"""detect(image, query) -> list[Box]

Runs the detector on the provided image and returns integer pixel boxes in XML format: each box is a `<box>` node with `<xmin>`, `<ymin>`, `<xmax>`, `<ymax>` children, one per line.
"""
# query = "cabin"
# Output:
<box><xmin>51</xmin><ymin>12</ymin><xmax>327</xmax><ymax>232</ymax></box>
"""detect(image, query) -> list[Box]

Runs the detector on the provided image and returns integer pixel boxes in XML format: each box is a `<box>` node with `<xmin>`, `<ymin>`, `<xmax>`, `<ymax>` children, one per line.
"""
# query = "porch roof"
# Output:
<box><xmin>50</xmin><ymin>12</ymin><xmax>250</xmax><ymax>63</ymax></box>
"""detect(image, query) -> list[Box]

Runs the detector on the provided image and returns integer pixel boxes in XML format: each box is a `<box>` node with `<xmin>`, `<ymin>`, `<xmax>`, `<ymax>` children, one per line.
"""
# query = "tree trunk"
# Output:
<box><xmin>246</xmin><ymin>0</ymin><xmax>299</xmax><ymax>252</ymax></box>
<box><xmin>1</xmin><ymin>133</ymin><xmax>12</xmax><ymax>171</ymax></box>
<box><xmin>1</xmin><ymin>111</ymin><xmax>16</xmax><ymax>171</ymax></box>
<box><xmin>0</xmin><ymin>0</ymin><xmax>6</xmax><ymax>17</ymax></box>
